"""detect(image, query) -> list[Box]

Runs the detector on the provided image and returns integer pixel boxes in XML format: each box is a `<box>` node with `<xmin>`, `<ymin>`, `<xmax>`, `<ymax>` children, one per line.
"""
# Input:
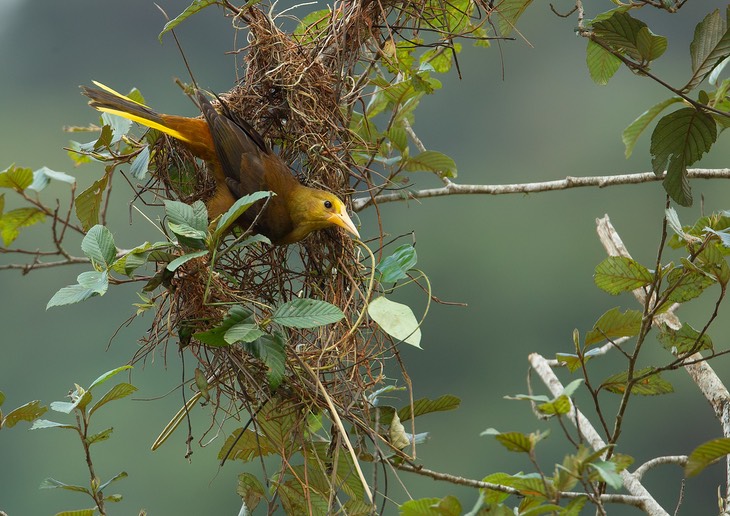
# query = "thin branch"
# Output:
<box><xmin>583</xmin><ymin>33</ymin><xmax>727</xmax><ymax>117</ymax></box>
<box><xmin>528</xmin><ymin>352</ymin><xmax>670</xmax><ymax>516</ymax></box>
<box><xmin>595</xmin><ymin>215</ymin><xmax>730</xmax><ymax>503</ymax></box>
<box><xmin>0</xmin><ymin>256</ymin><xmax>90</xmax><ymax>273</ymax></box>
<box><xmin>393</xmin><ymin>461</ymin><xmax>650</xmax><ymax>508</ymax></box>
<box><xmin>634</xmin><ymin>456</ymin><xmax>688</xmax><ymax>480</ymax></box>
<box><xmin>353</xmin><ymin>169</ymin><xmax>730</xmax><ymax>211</ymax></box>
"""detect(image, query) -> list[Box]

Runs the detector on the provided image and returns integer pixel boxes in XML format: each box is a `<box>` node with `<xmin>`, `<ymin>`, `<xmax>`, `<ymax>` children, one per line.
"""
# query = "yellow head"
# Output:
<box><xmin>286</xmin><ymin>187</ymin><xmax>360</xmax><ymax>243</ymax></box>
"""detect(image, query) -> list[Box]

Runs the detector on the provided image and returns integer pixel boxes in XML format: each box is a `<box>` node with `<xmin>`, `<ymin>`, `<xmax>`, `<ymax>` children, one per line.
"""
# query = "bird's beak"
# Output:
<box><xmin>328</xmin><ymin>208</ymin><xmax>360</xmax><ymax>239</ymax></box>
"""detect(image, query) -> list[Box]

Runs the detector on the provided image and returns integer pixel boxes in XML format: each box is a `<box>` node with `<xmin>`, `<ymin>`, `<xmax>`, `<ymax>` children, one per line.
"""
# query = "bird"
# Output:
<box><xmin>81</xmin><ymin>82</ymin><xmax>360</xmax><ymax>245</ymax></box>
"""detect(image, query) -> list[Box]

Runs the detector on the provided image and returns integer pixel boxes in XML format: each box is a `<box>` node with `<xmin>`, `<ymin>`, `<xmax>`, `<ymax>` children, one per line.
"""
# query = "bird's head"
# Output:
<box><xmin>287</xmin><ymin>187</ymin><xmax>360</xmax><ymax>243</ymax></box>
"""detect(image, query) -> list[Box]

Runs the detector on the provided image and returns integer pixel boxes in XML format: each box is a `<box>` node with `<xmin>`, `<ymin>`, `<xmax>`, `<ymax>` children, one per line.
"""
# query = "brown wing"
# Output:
<box><xmin>196</xmin><ymin>92</ymin><xmax>300</xmax><ymax>242</ymax></box>
<box><xmin>197</xmin><ymin>93</ymin><xmax>269</xmax><ymax>198</ymax></box>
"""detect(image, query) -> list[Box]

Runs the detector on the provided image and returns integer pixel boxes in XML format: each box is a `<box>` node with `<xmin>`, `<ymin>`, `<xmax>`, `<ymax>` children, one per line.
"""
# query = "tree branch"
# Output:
<box><xmin>595</xmin><ymin>215</ymin><xmax>730</xmax><ymax>505</ymax></box>
<box><xmin>392</xmin><ymin>461</ymin><xmax>649</xmax><ymax>508</ymax></box>
<box><xmin>353</xmin><ymin>168</ymin><xmax>730</xmax><ymax>211</ymax></box>
<box><xmin>634</xmin><ymin>456</ymin><xmax>688</xmax><ymax>480</ymax></box>
<box><xmin>0</xmin><ymin>256</ymin><xmax>90</xmax><ymax>273</ymax></box>
<box><xmin>528</xmin><ymin>352</ymin><xmax>670</xmax><ymax>515</ymax></box>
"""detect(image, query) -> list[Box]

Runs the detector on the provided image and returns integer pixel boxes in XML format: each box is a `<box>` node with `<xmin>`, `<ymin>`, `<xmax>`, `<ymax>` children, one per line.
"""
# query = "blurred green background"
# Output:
<box><xmin>1</xmin><ymin>1</ymin><xmax>729</xmax><ymax>514</ymax></box>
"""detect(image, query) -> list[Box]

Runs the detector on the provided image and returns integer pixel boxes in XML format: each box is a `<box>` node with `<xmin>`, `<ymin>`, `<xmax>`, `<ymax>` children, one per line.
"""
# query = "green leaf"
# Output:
<box><xmin>165</xmin><ymin>199</ymin><xmax>208</xmax><ymax>232</ymax></box>
<box><xmin>562</xmin><ymin>378</ymin><xmax>585</xmax><ymax>398</ymax></box>
<box><xmin>89</xmin><ymin>383</ymin><xmax>137</xmax><ymax>416</ymax></box>
<box><xmin>30</xmin><ymin>419</ymin><xmax>77</xmax><ymax>430</ymax></box>
<box><xmin>684</xmin><ymin>9</ymin><xmax>730</xmax><ymax>92</ymax></box>
<box><xmin>686</xmin><ymin>437</ymin><xmax>730</xmax><ymax>477</ymax></box>
<box><xmin>594</xmin><ymin>256</ymin><xmax>653</xmax><ymax>295</ymax></box>
<box><xmin>159</xmin><ymin>0</ymin><xmax>219</xmax><ymax>41</ymax></box>
<box><xmin>536</xmin><ymin>395</ymin><xmax>572</xmax><ymax>416</ymax></box>
<box><xmin>46</xmin><ymin>271</ymin><xmax>109</xmax><ymax>309</ymax></box>
<box><xmin>622</xmin><ymin>97</ymin><xmax>683</xmax><ymax>158</ymax></box>
<box><xmin>271</xmin><ymin>298</ymin><xmax>345</xmax><ymax>329</ymax></box>
<box><xmin>481</xmin><ymin>428</ymin><xmax>547</xmax><ymax>453</ymax></box>
<box><xmin>194</xmin><ymin>306</ymin><xmax>253</xmax><ymax>347</ymax></box>
<box><xmin>657</xmin><ymin>323</ymin><xmax>713</xmax><ymax>355</ymax></box>
<box><xmin>650</xmin><ymin>107</ymin><xmax>717</xmax><ymax>206</ymax></box>
<box><xmin>91</xmin><ymin>124</ymin><xmax>113</xmax><ymax>150</ymax></box>
<box><xmin>368</xmin><ymin>296</ymin><xmax>422</xmax><ymax>348</ymax></box>
<box><xmin>211</xmin><ymin>191</ymin><xmax>273</xmax><ymax>240</ymax></box>
<box><xmin>601</xmin><ymin>367</ymin><xmax>674</xmax><ymax>395</ymax></box>
<box><xmin>497</xmin><ymin>0</ymin><xmax>534</xmax><ymax>38</ymax></box>
<box><xmin>697</xmin><ymin>241</ymin><xmax>730</xmax><ymax>285</ymax></box>
<box><xmin>167</xmin><ymin>221</ymin><xmax>208</xmax><ymax>248</ymax></box>
<box><xmin>129</xmin><ymin>145</ymin><xmax>150</xmax><ymax>180</ymax></box>
<box><xmin>39</xmin><ymin>478</ymin><xmax>90</xmax><ymax>494</ymax></box>
<box><xmin>293</xmin><ymin>8</ymin><xmax>333</xmax><ymax>42</ymax></box>
<box><xmin>88</xmin><ymin>365</ymin><xmax>133</xmax><ymax>391</ymax></box>
<box><xmin>3</xmin><ymin>400</ymin><xmax>47</xmax><ymax>428</ymax></box>
<box><xmin>0</xmin><ymin>165</ymin><xmax>33</xmax><ymax>191</ymax></box>
<box><xmin>376</xmin><ymin>244</ymin><xmax>418</xmax><ymax>283</ymax></box>
<box><xmin>278</xmin><ymin>479</ymin><xmax>329</xmax><ymax>516</ymax></box>
<box><xmin>81</xmin><ymin>225</ymin><xmax>116</xmax><ymax>267</ymax></box>
<box><xmin>0</xmin><ymin>207</ymin><xmax>45</xmax><ymax>245</ymax></box>
<box><xmin>585</xmin><ymin>307</ymin><xmax>642</xmax><ymax>346</ymax></box>
<box><xmin>224</xmin><ymin>323</ymin><xmax>265</xmax><ymax>344</ymax></box>
<box><xmin>586</xmin><ymin>40</ymin><xmax>621</xmax><ymax>85</ymax></box>
<box><xmin>404</xmin><ymin>150</ymin><xmax>457</xmax><ymax>178</ymax></box>
<box><xmin>664</xmin><ymin>156</ymin><xmax>693</xmax><ymax>207</ymax></box>
<box><xmin>245</xmin><ymin>333</ymin><xmax>287</xmax><ymax>389</ymax></box>
<box><xmin>250</xmin><ymin>401</ymin><xmax>299</xmax><ymax>452</ymax></box>
<box><xmin>635</xmin><ymin>26</ymin><xmax>667</xmax><ymax>62</ymax></box>
<box><xmin>662</xmin><ymin>265</ymin><xmax>715</xmax><ymax>303</ymax></box>
<box><xmin>55</xmin><ymin>509</ymin><xmax>96</xmax><ymax>516</ymax></box>
<box><xmin>237</xmin><ymin>472</ymin><xmax>266</xmax><ymax>513</ymax></box>
<box><xmin>397</xmin><ymin>394</ymin><xmax>461</xmax><ymax>422</ymax></box>
<box><xmin>86</xmin><ymin>427</ymin><xmax>114</xmax><ymax>445</ymax></box>
<box><xmin>98</xmin><ymin>471</ymin><xmax>128</xmax><ymax>492</ymax></box>
<box><xmin>218</xmin><ymin>427</ymin><xmax>277</xmax><ymax>463</ymax></box>
<box><xmin>588</xmin><ymin>460</ymin><xmax>623</xmax><ymax>490</ymax></box>
<box><xmin>386</xmin><ymin>123</ymin><xmax>408</xmax><ymax>152</ymax></box>
<box><xmin>166</xmin><ymin>249</ymin><xmax>208</xmax><ymax>272</ymax></box>
<box><xmin>400</xmin><ymin>496</ymin><xmax>461</xmax><ymax>516</ymax></box>
<box><xmin>420</xmin><ymin>46</ymin><xmax>459</xmax><ymax>74</ymax></box>
<box><xmin>593</xmin><ymin>11</ymin><xmax>646</xmax><ymax>61</ymax></box>
<box><xmin>75</xmin><ymin>171</ymin><xmax>109</xmax><ymax>231</ymax></box>
<box><xmin>112</xmin><ymin>241</ymin><xmax>174</xmax><ymax>276</ymax></box>
<box><xmin>50</xmin><ymin>384</ymin><xmax>91</xmax><ymax>414</ymax></box>
<box><xmin>510</xmin><ymin>473</ymin><xmax>551</xmax><ymax>498</ymax></box>
<box><xmin>481</xmin><ymin>472</ymin><xmax>514</xmax><ymax>504</ymax></box>
<box><xmin>29</xmin><ymin>166</ymin><xmax>76</xmax><ymax>191</ymax></box>
<box><xmin>101</xmin><ymin>111</ymin><xmax>131</xmax><ymax>143</ymax></box>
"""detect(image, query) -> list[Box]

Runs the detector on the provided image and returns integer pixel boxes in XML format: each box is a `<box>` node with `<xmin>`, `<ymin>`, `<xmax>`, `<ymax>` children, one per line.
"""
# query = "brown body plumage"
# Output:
<box><xmin>81</xmin><ymin>82</ymin><xmax>359</xmax><ymax>245</ymax></box>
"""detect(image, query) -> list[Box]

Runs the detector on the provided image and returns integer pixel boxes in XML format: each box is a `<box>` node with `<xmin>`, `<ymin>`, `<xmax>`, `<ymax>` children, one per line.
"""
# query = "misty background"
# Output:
<box><xmin>1</xmin><ymin>1</ymin><xmax>729</xmax><ymax>514</ymax></box>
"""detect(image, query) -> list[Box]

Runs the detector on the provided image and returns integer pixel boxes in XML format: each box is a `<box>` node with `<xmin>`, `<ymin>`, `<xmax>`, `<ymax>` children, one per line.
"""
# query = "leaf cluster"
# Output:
<box><xmin>585</xmin><ymin>7</ymin><xmax>730</xmax><ymax>206</ymax></box>
<box><xmin>31</xmin><ymin>366</ymin><xmax>137</xmax><ymax>515</ymax></box>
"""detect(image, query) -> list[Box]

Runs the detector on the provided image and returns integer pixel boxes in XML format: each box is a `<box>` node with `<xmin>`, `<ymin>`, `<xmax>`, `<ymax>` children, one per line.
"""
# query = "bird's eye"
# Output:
<box><xmin>324</xmin><ymin>200</ymin><xmax>333</xmax><ymax>209</ymax></box>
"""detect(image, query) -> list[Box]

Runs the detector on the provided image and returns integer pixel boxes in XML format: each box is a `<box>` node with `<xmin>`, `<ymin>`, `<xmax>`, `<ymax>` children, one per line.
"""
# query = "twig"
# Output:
<box><xmin>634</xmin><ymin>456</ymin><xmax>688</xmax><ymax>480</ymax></box>
<box><xmin>300</xmin><ymin>361</ymin><xmax>374</xmax><ymax>506</ymax></box>
<box><xmin>528</xmin><ymin>352</ymin><xmax>670</xmax><ymax>515</ymax></box>
<box><xmin>596</xmin><ymin>215</ymin><xmax>730</xmax><ymax>497</ymax></box>
<box><xmin>583</xmin><ymin>32</ymin><xmax>729</xmax><ymax>117</ymax></box>
<box><xmin>353</xmin><ymin>168</ymin><xmax>730</xmax><ymax>211</ymax></box>
<box><xmin>0</xmin><ymin>256</ymin><xmax>90</xmax><ymax>273</ymax></box>
<box><xmin>393</xmin><ymin>461</ymin><xmax>649</xmax><ymax>508</ymax></box>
